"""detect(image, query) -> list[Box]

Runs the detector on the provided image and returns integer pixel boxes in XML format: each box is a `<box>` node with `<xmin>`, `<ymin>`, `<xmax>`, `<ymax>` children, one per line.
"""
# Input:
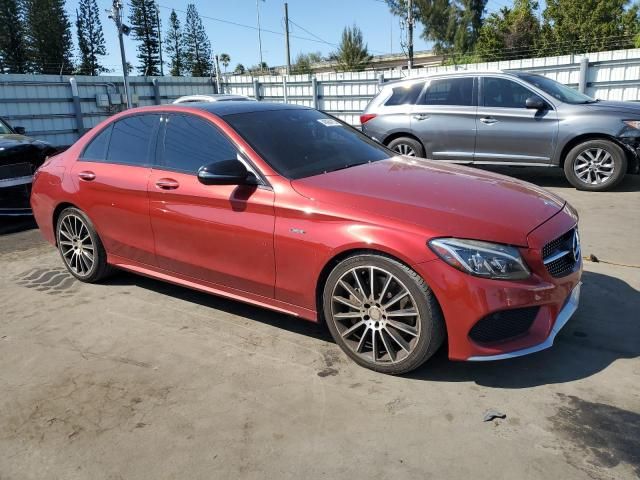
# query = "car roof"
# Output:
<box><xmin>384</xmin><ymin>69</ymin><xmax>512</xmax><ymax>86</ymax></box>
<box><xmin>172</xmin><ymin>94</ymin><xmax>253</xmax><ymax>103</ymax></box>
<box><xmin>185</xmin><ymin>101</ymin><xmax>310</xmax><ymax>117</ymax></box>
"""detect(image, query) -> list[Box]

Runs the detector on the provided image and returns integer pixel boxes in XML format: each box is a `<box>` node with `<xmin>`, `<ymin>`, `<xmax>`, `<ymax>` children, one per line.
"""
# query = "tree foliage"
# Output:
<box><xmin>219</xmin><ymin>53</ymin><xmax>230</xmax><ymax>72</ymax></box>
<box><xmin>0</xmin><ymin>0</ymin><xmax>28</xmax><ymax>73</ymax></box>
<box><xmin>540</xmin><ymin>0</ymin><xmax>639</xmax><ymax>55</ymax></box>
<box><xmin>385</xmin><ymin>0</ymin><xmax>487</xmax><ymax>54</ymax></box>
<box><xmin>75</xmin><ymin>0</ymin><xmax>106</xmax><ymax>75</ymax></box>
<box><xmin>165</xmin><ymin>9</ymin><xmax>184</xmax><ymax>76</ymax></box>
<box><xmin>128</xmin><ymin>0</ymin><xmax>161</xmax><ymax>76</ymax></box>
<box><xmin>183</xmin><ymin>3</ymin><xmax>211</xmax><ymax>76</ymax></box>
<box><xmin>291</xmin><ymin>51</ymin><xmax>323</xmax><ymax>74</ymax></box>
<box><xmin>233</xmin><ymin>63</ymin><xmax>246</xmax><ymax>74</ymax></box>
<box><xmin>475</xmin><ymin>0</ymin><xmax>541</xmax><ymax>61</ymax></box>
<box><xmin>24</xmin><ymin>0</ymin><xmax>74</xmax><ymax>74</ymax></box>
<box><xmin>332</xmin><ymin>25</ymin><xmax>371</xmax><ymax>71</ymax></box>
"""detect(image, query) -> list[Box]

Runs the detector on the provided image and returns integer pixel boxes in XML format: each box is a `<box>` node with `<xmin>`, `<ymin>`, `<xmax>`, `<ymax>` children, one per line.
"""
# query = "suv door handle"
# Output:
<box><xmin>78</xmin><ymin>171</ymin><xmax>96</xmax><ymax>181</ymax></box>
<box><xmin>412</xmin><ymin>113</ymin><xmax>430</xmax><ymax>121</ymax></box>
<box><xmin>480</xmin><ymin>116</ymin><xmax>498</xmax><ymax>125</ymax></box>
<box><xmin>155</xmin><ymin>178</ymin><xmax>179</xmax><ymax>190</ymax></box>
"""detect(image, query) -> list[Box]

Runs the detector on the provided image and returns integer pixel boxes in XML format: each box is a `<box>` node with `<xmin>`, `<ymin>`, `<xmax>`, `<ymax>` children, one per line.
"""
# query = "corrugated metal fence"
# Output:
<box><xmin>2</xmin><ymin>48</ymin><xmax>640</xmax><ymax>146</ymax></box>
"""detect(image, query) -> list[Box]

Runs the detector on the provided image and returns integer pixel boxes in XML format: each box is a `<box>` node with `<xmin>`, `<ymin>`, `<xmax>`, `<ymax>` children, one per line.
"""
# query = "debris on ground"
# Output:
<box><xmin>483</xmin><ymin>409</ymin><xmax>507</xmax><ymax>422</ymax></box>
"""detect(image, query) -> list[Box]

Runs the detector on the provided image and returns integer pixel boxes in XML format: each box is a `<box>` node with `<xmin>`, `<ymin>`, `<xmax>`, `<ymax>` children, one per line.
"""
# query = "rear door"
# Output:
<box><xmin>410</xmin><ymin>76</ymin><xmax>477</xmax><ymax>162</ymax></box>
<box><xmin>71</xmin><ymin>114</ymin><xmax>159</xmax><ymax>265</ymax></box>
<box><xmin>147</xmin><ymin>113</ymin><xmax>276</xmax><ymax>297</ymax></box>
<box><xmin>475</xmin><ymin>76</ymin><xmax>558</xmax><ymax>164</ymax></box>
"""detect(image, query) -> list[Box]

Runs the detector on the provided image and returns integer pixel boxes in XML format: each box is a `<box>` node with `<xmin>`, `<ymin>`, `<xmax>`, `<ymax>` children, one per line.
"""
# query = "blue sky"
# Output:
<box><xmin>65</xmin><ymin>0</ymin><xmax>513</xmax><ymax>75</ymax></box>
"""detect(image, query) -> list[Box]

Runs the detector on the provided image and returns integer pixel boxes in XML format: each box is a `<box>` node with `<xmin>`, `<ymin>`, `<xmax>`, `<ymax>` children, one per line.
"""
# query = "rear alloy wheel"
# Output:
<box><xmin>564</xmin><ymin>139</ymin><xmax>626</xmax><ymax>191</ymax></box>
<box><xmin>323</xmin><ymin>254</ymin><xmax>444</xmax><ymax>374</ymax></box>
<box><xmin>56</xmin><ymin>207</ymin><xmax>112</xmax><ymax>282</ymax></box>
<box><xmin>387</xmin><ymin>137</ymin><xmax>425</xmax><ymax>158</ymax></box>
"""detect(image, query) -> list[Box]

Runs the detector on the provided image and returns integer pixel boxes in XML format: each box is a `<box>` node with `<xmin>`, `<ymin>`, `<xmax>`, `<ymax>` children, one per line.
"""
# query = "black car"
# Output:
<box><xmin>0</xmin><ymin>117</ymin><xmax>57</xmax><ymax>216</ymax></box>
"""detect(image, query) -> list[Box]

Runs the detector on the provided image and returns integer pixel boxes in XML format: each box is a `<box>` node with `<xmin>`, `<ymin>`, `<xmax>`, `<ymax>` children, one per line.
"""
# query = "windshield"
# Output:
<box><xmin>224</xmin><ymin>108</ymin><xmax>392</xmax><ymax>179</ymax></box>
<box><xmin>515</xmin><ymin>73</ymin><xmax>596</xmax><ymax>104</ymax></box>
<box><xmin>0</xmin><ymin>119</ymin><xmax>13</xmax><ymax>135</ymax></box>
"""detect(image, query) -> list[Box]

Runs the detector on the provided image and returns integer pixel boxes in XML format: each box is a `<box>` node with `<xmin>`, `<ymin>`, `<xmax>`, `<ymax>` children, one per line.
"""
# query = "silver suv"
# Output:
<box><xmin>361</xmin><ymin>71</ymin><xmax>640</xmax><ymax>191</ymax></box>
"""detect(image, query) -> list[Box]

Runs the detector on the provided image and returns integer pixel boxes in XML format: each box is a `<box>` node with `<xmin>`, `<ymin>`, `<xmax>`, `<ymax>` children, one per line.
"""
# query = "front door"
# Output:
<box><xmin>71</xmin><ymin>114</ymin><xmax>159</xmax><ymax>265</ymax></box>
<box><xmin>148</xmin><ymin>113</ymin><xmax>276</xmax><ymax>298</ymax></box>
<box><xmin>475</xmin><ymin>76</ymin><xmax>558</xmax><ymax>164</ymax></box>
<box><xmin>411</xmin><ymin>76</ymin><xmax>477</xmax><ymax>162</ymax></box>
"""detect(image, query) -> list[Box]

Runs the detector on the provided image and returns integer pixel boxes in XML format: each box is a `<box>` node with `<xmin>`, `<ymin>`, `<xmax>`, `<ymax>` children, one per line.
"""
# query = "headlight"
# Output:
<box><xmin>428</xmin><ymin>238</ymin><xmax>530</xmax><ymax>280</ymax></box>
<box><xmin>623</xmin><ymin>120</ymin><xmax>640</xmax><ymax>130</ymax></box>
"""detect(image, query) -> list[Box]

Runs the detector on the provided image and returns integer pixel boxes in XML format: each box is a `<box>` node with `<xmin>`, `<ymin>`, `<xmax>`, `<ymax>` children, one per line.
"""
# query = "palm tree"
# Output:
<box><xmin>220</xmin><ymin>53</ymin><xmax>231</xmax><ymax>73</ymax></box>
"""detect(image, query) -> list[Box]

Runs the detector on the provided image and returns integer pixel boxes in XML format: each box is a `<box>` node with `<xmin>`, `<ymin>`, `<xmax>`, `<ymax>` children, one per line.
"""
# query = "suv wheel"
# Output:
<box><xmin>323</xmin><ymin>254</ymin><xmax>445</xmax><ymax>375</ymax></box>
<box><xmin>388</xmin><ymin>137</ymin><xmax>425</xmax><ymax>158</ymax></box>
<box><xmin>564</xmin><ymin>139</ymin><xmax>627</xmax><ymax>191</ymax></box>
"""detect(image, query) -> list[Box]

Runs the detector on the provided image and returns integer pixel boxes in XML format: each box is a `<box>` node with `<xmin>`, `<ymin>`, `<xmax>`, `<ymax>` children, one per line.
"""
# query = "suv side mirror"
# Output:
<box><xmin>14</xmin><ymin>126</ymin><xmax>26</xmax><ymax>135</ymax></box>
<box><xmin>197</xmin><ymin>160</ymin><xmax>259</xmax><ymax>186</ymax></box>
<box><xmin>525</xmin><ymin>96</ymin><xmax>546</xmax><ymax>110</ymax></box>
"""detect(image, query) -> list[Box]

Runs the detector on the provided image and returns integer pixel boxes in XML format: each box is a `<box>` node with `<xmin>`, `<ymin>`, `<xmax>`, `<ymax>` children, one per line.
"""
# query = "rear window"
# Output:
<box><xmin>106</xmin><ymin>115</ymin><xmax>158</xmax><ymax>166</ymax></box>
<box><xmin>384</xmin><ymin>82</ymin><xmax>424</xmax><ymax>106</ymax></box>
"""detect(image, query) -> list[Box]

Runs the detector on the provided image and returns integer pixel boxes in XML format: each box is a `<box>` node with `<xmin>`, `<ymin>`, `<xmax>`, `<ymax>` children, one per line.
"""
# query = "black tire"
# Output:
<box><xmin>563</xmin><ymin>139</ymin><xmax>627</xmax><ymax>191</ymax></box>
<box><xmin>322</xmin><ymin>254</ymin><xmax>445</xmax><ymax>375</ymax></box>
<box><xmin>387</xmin><ymin>136</ymin><xmax>426</xmax><ymax>158</ymax></box>
<box><xmin>56</xmin><ymin>207</ymin><xmax>113</xmax><ymax>282</ymax></box>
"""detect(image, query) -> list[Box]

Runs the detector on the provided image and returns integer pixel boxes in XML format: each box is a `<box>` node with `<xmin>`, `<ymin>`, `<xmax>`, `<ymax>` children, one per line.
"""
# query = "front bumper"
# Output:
<box><xmin>416</xmin><ymin>207</ymin><xmax>582</xmax><ymax>361</ymax></box>
<box><xmin>467</xmin><ymin>282</ymin><xmax>580</xmax><ymax>361</ymax></box>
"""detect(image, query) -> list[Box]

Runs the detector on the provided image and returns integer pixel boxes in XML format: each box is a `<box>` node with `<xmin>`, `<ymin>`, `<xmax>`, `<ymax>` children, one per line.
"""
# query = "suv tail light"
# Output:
<box><xmin>359</xmin><ymin>113</ymin><xmax>377</xmax><ymax>125</ymax></box>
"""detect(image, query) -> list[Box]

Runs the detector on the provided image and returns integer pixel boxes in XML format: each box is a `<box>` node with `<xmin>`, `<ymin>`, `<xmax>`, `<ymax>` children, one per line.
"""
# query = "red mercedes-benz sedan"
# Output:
<box><xmin>30</xmin><ymin>102</ymin><xmax>582</xmax><ymax>374</ymax></box>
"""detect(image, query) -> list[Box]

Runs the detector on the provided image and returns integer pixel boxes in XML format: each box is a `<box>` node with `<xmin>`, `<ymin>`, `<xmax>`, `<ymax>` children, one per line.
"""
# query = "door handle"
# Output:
<box><xmin>155</xmin><ymin>178</ymin><xmax>180</xmax><ymax>190</ymax></box>
<box><xmin>412</xmin><ymin>113</ymin><xmax>430</xmax><ymax>121</ymax></box>
<box><xmin>480</xmin><ymin>116</ymin><xmax>498</xmax><ymax>125</ymax></box>
<box><xmin>78</xmin><ymin>171</ymin><xmax>96</xmax><ymax>181</ymax></box>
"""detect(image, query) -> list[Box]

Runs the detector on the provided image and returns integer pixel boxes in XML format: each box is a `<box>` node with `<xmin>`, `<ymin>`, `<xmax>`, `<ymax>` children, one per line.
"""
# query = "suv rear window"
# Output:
<box><xmin>384</xmin><ymin>82</ymin><xmax>424</xmax><ymax>106</ymax></box>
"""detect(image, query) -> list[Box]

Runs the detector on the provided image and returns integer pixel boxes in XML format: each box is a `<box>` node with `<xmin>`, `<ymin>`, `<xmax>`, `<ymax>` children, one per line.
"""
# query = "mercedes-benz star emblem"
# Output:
<box><xmin>572</xmin><ymin>229</ymin><xmax>581</xmax><ymax>262</ymax></box>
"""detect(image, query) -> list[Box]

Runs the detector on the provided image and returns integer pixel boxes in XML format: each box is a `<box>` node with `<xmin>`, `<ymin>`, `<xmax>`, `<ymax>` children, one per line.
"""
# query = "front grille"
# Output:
<box><xmin>0</xmin><ymin>162</ymin><xmax>33</xmax><ymax>181</ymax></box>
<box><xmin>542</xmin><ymin>228</ymin><xmax>579</xmax><ymax>278</ymax></box>
<box><xmin>469</xmin><ymin>307</ymin><xmax>539</xmax><ymax>344</ymax></box>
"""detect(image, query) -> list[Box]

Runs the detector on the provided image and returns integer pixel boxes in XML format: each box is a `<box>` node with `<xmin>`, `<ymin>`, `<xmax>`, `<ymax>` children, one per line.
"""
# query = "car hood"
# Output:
<box><xmin>585</xmin><ymin>100</ymin><xmax>640</xmax><ymax>116</ymax></box>
<box><xmin>291</xmin><ymin>158</ymin><xmax>566</xmax><ymax>246</ymax></box>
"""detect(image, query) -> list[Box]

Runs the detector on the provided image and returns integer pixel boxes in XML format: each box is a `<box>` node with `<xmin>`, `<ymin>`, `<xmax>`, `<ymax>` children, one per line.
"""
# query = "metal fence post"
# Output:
<box><xmin>311</xmin><ymin>76</ymin><xmax>318</xmax><ymax>109</ymax></box>
<box><xmin>283</xmin><ymin>76</ymin><xmax>288</xmax><ymax>103</ymax></box>
<box><xmin>377</xmin><ymin>73</ymin><xmax>385</xmax><ymax>90</ymax></box>
<box><xmin>579</xmin><ymin>57</ymin><xmax>589</xmax><ymax>94</ymax></box>
<box><xmin>69</xmin><ymin>78</ymin><xmax>85</xmax><ymax>136</ymax></box>
<box><xmin>152</xmin><ymin>78</ymin><xmax>161</xmax><ymax>105</ymax></box>
<box><xmin>253</xmin><ymin>78</ymin><xmax>261</xmax><ymax>101</ymax></box>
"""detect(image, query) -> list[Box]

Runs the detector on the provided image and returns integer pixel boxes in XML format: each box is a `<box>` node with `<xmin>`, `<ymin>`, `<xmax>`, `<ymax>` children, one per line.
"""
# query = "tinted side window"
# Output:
<box><xmin>483</xmin><ymin>78</ymin><xmax>533</xmax><ymax>108</ymax></box>
<box><xmin>81</xmin><ymin>125</ymin><xmax>112</xmax><ymax>161</ymax></box>
<box><xmin>418</xmin><ymin>77</ymin><xmax>473</xmax><ymax>106</ymax></box>
<box><xmin>385</xmin><ymin>82</ymin><xmax>424</xmax><ymax>106</ymax></box>
<box><xmin>162</xmin><ymin>114</ymin><xmax>238</xmax><ymax>173</ymax></box>
<box><xmin>106</xmin><ymin>115</ymin><xmax>157</xmax><ymax>166</ymax></box>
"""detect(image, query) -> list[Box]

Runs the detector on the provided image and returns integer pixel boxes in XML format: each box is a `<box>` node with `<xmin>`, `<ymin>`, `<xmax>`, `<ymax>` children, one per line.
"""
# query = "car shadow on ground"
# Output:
<box><xmin>477</xmin><ymin>165</ymin><xmax>640</xmax><ymax>192</ymax></box>
<box><xmin>0</xmin><ymin>217</ymin><xmax>37</xmax><ymax>235</ymax></box>
<box><xmin>106</xmin><ymin>268</ymin><xmax>638</xmax><ymax>388</ymax></box>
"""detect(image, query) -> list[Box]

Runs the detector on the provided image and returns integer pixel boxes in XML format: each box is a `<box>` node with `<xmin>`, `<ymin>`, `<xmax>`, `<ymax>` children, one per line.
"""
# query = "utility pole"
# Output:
<box><xmin>156</xmin><ymin>2</ymin><xmax>164</xmax><ymax>75</ymax></box>
<box><xmin>407</xmin><ymin>0</ymin><xmax>414</xmax><ymax>70</ymax></box>
<box><xmin>256</xmin><ymin>0</ymin><xmax>264</xmax><ymax>72</ymax></box>
<box><xmin>107</xmin><ymin>0</ymin><xmax>132</xmax><ymax>108</ymax></box>
<box><xmin>214</xmin><ymin>54</ymin><xmax>222</xmax><ymax>93</ymax></box>
<box><xmin>284</xmin><ymin>3</ymin><xmax>291</xmax><ymax>75</ymax></box>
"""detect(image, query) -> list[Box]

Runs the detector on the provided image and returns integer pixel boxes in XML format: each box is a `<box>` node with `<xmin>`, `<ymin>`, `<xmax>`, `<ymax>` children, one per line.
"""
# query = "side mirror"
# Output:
<box><xmin>525</xmin><ymin>96</ymin><xmax>546</xmax><ymax>110</ymax></box>
<box><xmin>14</xmin><ymin>126</ymin><xmax>26</xmax><ymax>135</ymax></box>
<box><xmin>197</xmin><ymin>160</ymin><xmax>258</xmax><ymax>186</ymax></box>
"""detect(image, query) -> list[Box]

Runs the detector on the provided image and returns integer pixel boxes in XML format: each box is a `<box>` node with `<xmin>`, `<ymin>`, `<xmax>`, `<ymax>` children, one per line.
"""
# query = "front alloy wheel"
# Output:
<box><xmin>564</xmin><ymin>139</ymin><xmax>627</xmax><ymax>191</ymax></box>
<box><xmin>324</xmin><ymin>254</ymin><xmax>444</xmax><ymax>374</ymax></box>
